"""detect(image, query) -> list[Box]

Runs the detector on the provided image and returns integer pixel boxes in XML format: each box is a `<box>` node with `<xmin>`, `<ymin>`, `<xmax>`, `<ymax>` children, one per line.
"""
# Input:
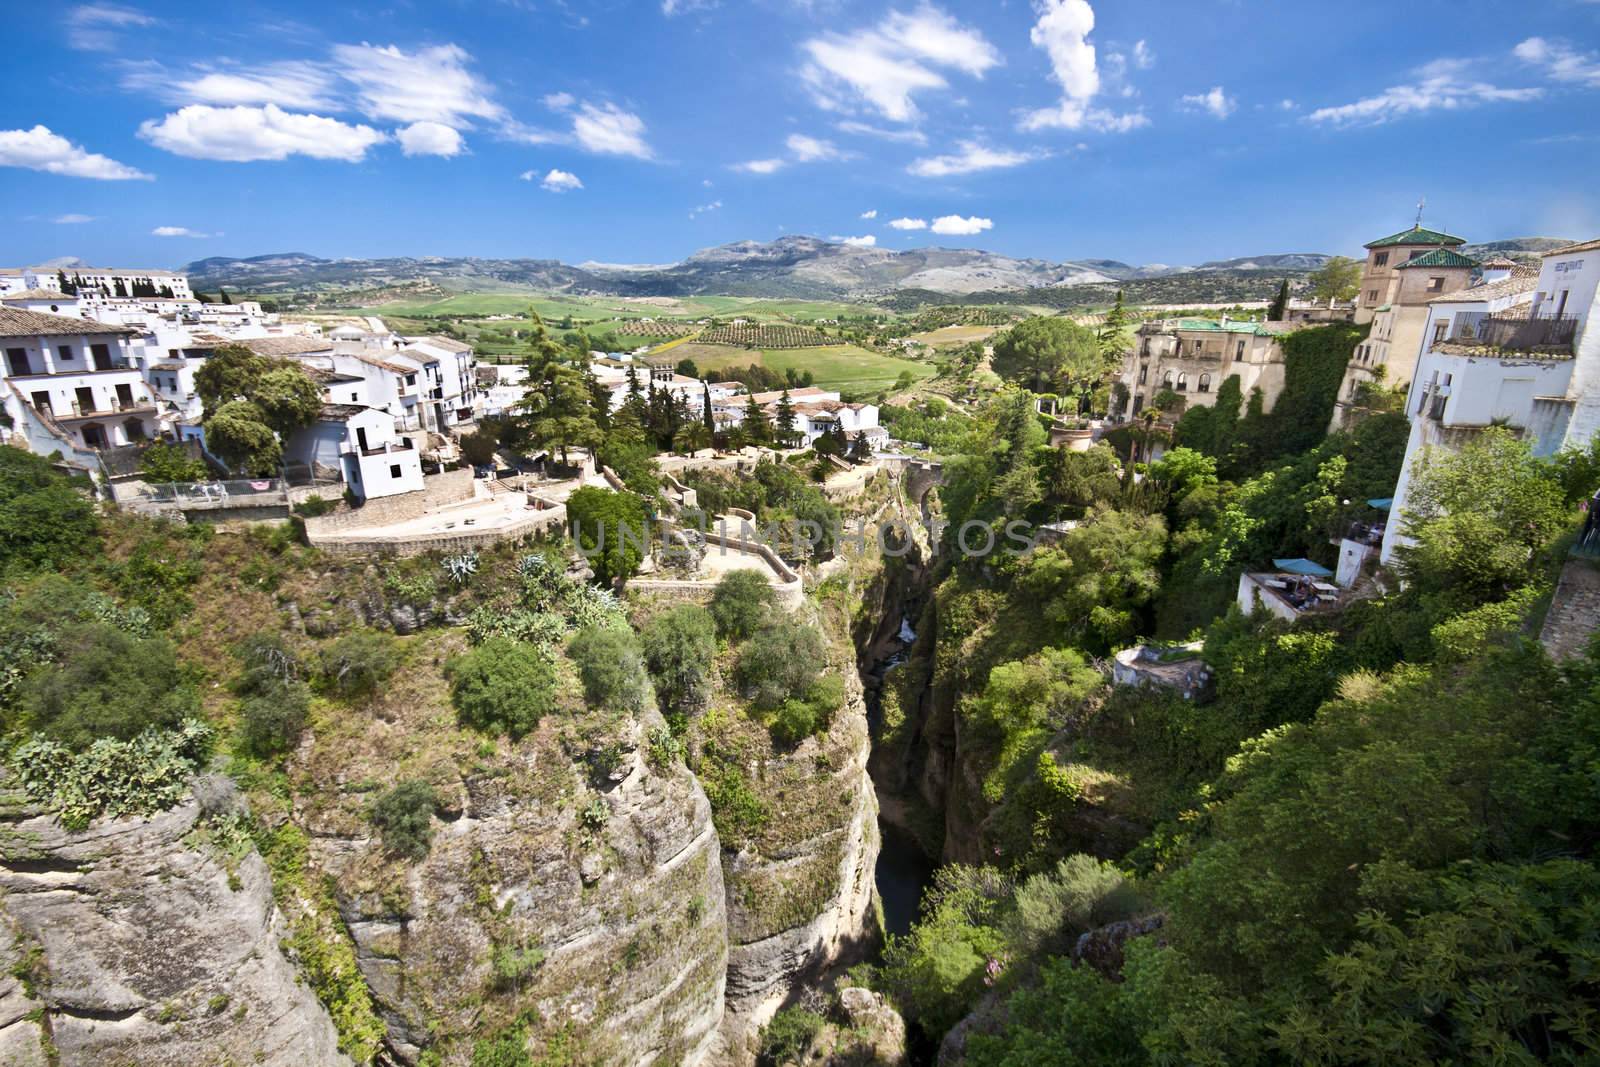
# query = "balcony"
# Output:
<box><xmin>1460</xmin><ymin>313</ymin><xmax>1579</xmax><ymax>353</ymax></box>
<box><xmin>346</xmin><ymin>437</ymin><xmax>415</xmax><ymax>458</ymax></box>
<box><xmin>56</xmin><ymin>397</ymin><xmax>156</xmax><ymax>421</ymax></box>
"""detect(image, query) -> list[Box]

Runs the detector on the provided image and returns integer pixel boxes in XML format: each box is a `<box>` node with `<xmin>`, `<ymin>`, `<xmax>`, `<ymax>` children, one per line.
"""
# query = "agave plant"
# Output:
<box><xmin>442</xmin><ymin>552</ymin><xmax>479</xmax><ymax>585</ymax></box>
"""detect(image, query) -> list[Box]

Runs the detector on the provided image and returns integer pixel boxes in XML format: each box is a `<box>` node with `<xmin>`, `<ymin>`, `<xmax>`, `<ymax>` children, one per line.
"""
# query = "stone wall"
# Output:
<box><xmin>308</xmin><ymin>504</ymin><xmax>566</xmax><ymax>559</ymax></box>
<box><xmin>303</xmin><ymin>468</ymin><xmax>475</xmax><ymax>533</ymax></box>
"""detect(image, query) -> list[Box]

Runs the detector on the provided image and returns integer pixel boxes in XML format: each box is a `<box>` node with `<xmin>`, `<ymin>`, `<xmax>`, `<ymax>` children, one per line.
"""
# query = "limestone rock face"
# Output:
<box><xmin>0</xmin><ymin>780</ymin><xmax>351</xmax><ymax>1067</ymax></box>
<box><xmin>310</xmin><ymin>707</ymin><xmax>729</xmax><ymax>1065</ymax></box>
<box><xmin>718</xmin><ymin>667</ymin><xmax>881</xmax><ymax>1063</ymax></box>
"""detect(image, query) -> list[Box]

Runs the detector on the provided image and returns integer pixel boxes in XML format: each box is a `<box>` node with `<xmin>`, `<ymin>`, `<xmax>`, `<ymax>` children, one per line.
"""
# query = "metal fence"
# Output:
<box><xmin>119</xmin><ymin>478</ymin><xmax>288</xmax><ymax>508</ymax></box>
<box><xmin>1476</xmin><ymin>313</ymin><xmax>1579</xmax><ymax>351</ymax></box>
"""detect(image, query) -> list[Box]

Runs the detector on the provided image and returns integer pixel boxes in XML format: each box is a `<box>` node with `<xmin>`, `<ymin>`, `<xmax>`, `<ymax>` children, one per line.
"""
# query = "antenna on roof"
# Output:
<box><xmin>1415</xmin><ymin>196</ymin><xmax>1426</xmax><ymax>229</ymax></box>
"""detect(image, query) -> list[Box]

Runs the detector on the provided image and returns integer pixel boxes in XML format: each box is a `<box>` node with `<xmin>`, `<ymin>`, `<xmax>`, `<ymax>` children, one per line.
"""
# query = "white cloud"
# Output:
<box><xmin>1307</xmin><ymin>59</ymin><xmax>1542</xmax><ymax>126</ymax></box>
<box><xmin>139</xmin><ymin>104</ymin><xmax>386</xmax><ymax>162</ymax></box>
<box><xmin>397</xmin><ymin>120</ymin><xmax>464</xmax><ymax>157</ymax></box>
<box><xmin>1132</xmin><ymin>39</ymin><xmax>1154</xmax><ymax>70</ymax></box>
<box><xmin>733</xmin><ymin>158</ymin><xmax>786</xmax><ymax>175</ymax></box>
<box><xmin>1020</xmin><ymin>0</ymin><xmax>1145</xmax><ymax>132</ymax></box>
<box><xmin>152</xmin><ymin>225</ymin><xmax>215</xmax><ymax>237</ymax></box>
<box><xmin>543</xmin><ymin>91</ymin><xmax>576</xmax><ymax>111</ymax></box>
<box><xmin>836</xmin><ymin>119</ymin><xmax>929</xmax><ymax>145</ymax></box>
<box><xmin>539</xmin><ymin>168</ymin><xmax>583</xmax><ymax>192</ymax></box>
<box><xmin>1182</xmin><ymin>85</ymin><xmax>1236</xmax><ymax>119</ymax></box>
<box><xmin>123</xmin><ymin>61</ymin><xmax>339</xmax><ymax>111</ymax></box>
<box><xmin>689</xmin><ymin>199</ymin><xmax>722</xmax><ymax>219</ymax></box>
<box><xmin>831</xmin><ymin>234</ymin><xmax>877</xmax><ymax>247</ymax></box>
<box><xmin>332</xmin><ymin>43</ymin><xmax>504</xmax><ymax>126</ymax></box>
<box><xmin>786</xmin><ymin>133</ymin><xmax>844</xmax><ymax>161</ymax></box>
<box><xmin>930</xmin><ymin>214</ymin><xmax>992</xmax><ymax>235</ymax></box>
<box><xmin>889</xmin><ymin>217</ymin><xmax>928</xmax><ymax>230</ymax></box>
<box><xmin>662</xmin><ymin>0</ymin><xmax>715</xmax><ymax>14</ymax></box>
<box><xmin>907</xmin><ymin>140</ymin><xmax>1040</xmax><ymax>177</ymax></box>
<box><xmin>54</xmin><ymin>213</ymin><xmax>96</xmax><ymax>223</ymax></box>
<box><xmin>67</xmin><ymin>3</ymin><xmax>152</xmax><ymax>51</ymax></box>
<box><xmin>1280</xmin><ymin>98</ymin><xmax>1297</xmax><ymax>110</ymax></box>
<box><xmin>0</xmin><ymin>125</ymin><xmax>151</xmax><ymax>180</ymax></box>
<box><xmin>860</xmin><ymin>209</ymin><xmax>878</xmax><ymax>219</ymax></box>
<box><xmin>1514</xmin><ymin>37</ymin><xmax>1600</xmax><ymax>87</ymax></box>
<box><xmin>571</xmin><ymin>102</ymin><xmax>653</xmax><ymax>158</ymax></box>
<box><xmin>801</xmin><ymin>5</ymin><xmax>999</xmax><ymax>123</ymax></box>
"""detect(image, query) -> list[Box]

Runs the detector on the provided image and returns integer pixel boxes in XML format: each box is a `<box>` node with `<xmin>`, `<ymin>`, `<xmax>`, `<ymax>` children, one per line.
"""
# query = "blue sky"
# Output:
<box><xmin>4</xmin><ymin>0</ymin><xmax>1599</xmax><ymax>270</ymax></box>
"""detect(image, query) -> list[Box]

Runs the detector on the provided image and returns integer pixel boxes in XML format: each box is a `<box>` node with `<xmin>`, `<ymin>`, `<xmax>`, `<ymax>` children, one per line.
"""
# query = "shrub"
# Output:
<box><xmin>758</xmin><ymin>1008</ymin><xmax>825</xmax><ymax>1067</ymax></box>
<box><xmin>11</xmin><ymin>719</ymin><xmax>215</xmax><ymax>830</ymax></box>
<box><xmin>0</xmin><ymin>446</ymin><xmax>98</xmax><ymax>574</ymax></box>
<box><xmin>567</xmin><ymin>625</ymin><xmax>651</xmax><ymax>713</ymax></box>
<box><xmin>238</xmin><ymin>682</ymin><xmax>311</xmax><ymax>758</ymax></box>
<box><xmin>16</xmin><ymin>622</ymin><xmax>199</xmax><ymax>748</ymax></box>
<box><xmin>293</xmin><ymin>494</ymin><xmax>337</xmax><ymax>518</ymax></box>
<box><xmin>370</xmin><ymin>779</ymin><xmax>437</xmax><ymax>860</ymax></box>
<box><xmin>139</xmin><ymin>441</ymin><xmax>208</xmax><ymax>483</ymax></box>
<box><xmin>708</xmin><ymin>569</ymin><xmax>777</xmax><ymax>640</ymax></box>
<box><xmin>317</xmin><ymin>630</ymin><xmax>401</xmax><ymax>699</ymax></box>
<box><xmin>1006</xmin><ymin>855</ymin><xmax>1143</xmax><ymax>957</ymax></box>
<box><xmin>566</xmin><ymin>486</ymin><xmax>649</xmax><ymax>587</ymax></box>
<box><xmin>638</xmin><ymin>604</ymin><xmax>716</xmax><ymax>715</ymax></box>
<box><xmin>446</xmin><ymin>637</ymin><xmax>559</xmax><ymax>738</ymax></box>
<box><xmin>734</xmin><ymin>618</ymin><xmax>826</xmax><ymax>710</ymax></box>
<box><xmin>767</xmin><ymin>674</ymin><xmax>844</xmax><ymax>747</ymax></box>
<box><xmin>489</xmin><ymin>943</ymin><xmax>545</xmax><ymax>990</ymax></box>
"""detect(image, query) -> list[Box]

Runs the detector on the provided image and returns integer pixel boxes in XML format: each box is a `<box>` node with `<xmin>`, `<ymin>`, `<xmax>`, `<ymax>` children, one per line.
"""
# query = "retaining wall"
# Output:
<box><xmin>304</xmin><ymin>468</ymin><xmax>475</xmax><ymax>532</ymax></box>
<box><xmin>309</xmin><ymin>504</ymin><xmax>566</xmax><ymax>559</ymax></box>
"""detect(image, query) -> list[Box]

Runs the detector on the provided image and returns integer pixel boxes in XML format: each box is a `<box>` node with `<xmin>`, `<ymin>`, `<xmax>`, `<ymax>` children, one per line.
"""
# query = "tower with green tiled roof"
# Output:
<box><xmin>1355</xmin><ymin>222</ymin><xmax>1472</xmax><ymax>326</ymax></box>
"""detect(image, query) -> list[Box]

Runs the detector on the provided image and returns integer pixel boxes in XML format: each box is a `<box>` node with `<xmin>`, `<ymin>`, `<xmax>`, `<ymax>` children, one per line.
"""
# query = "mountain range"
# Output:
<box><xmin>174</xmin><ymin>234</ymin><xmax>1568</xmax><ymax>302</ymax></box>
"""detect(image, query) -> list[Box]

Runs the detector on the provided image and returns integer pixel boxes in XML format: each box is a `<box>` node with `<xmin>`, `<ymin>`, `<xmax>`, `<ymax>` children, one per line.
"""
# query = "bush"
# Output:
<box><xmin>317</xmin><ymin>630</ymin><xmax>402</xmax><ymax>699</ymax></box>
<box><xmin>758</xmin><ymin>1007</ymin><xmax>825</xmax><ymax>1067</ymax></box>
<box><xmin>446</xmin><ymin>637</ymin><xmax>559</xmax><ymax>738</ymax></box>
<box><xmin>292</xmin><ymin>494</ymin><xmax>337</xmax><ymax>518</ymax></box>
<box><xmin>567</xmin><ymin>625</ymin><xmax>651</xmax><ymax>714</ymax></box>
<box><xmin>768</xmin><ymin>674</ymin><xmax>845</xmax><ymax>747</ymax></box>
<box><xmin>11</xmin><ymin>719</ymin><xmax>215</xmax><ymax>830</ymax></box>
<box><xmin>709</xmin><ymin>569</ymin><xmax>777</xmax><ymax>641</ymax></box>
<box><xmin>1006</xmin><ymin>855</ymin><xmax>1143</xmax><ymax>957</ymax></box>
<box><xmin>734</xmin><ymin>618</ymin><xmax>826</xmax><ymax>710</ymax></box>
<box><xmin>639</xmin><ymin>604</ymin><xmax>716</xmax><ymax>715</ymax></box>
<box><xmin>370</xmin><ymin>779</ymin><xmax>437</xmax><ymax>860</ymax></box>
<box><xmin>0</xmin><ymin>446</ymin><xmax>98</xmax><ymax>574</ymax></box>
<box><xmin>15</xmin><ymin>622</ymin><xmax>199</xmax><ymax>749</ymax></box>
<box><xmin>139</xmin><ymin>441</ymin><xmax>208</xmax><ymax>482</ymax></box>
<box><xmin>238</xmin><ymin>682</ymin><xmax>310</xmax><ymax>758</ymax></box>
<box><xmin>566</xmin><ymin>486</ymin><xmax>649</xmax><ymax>587</ymax></box>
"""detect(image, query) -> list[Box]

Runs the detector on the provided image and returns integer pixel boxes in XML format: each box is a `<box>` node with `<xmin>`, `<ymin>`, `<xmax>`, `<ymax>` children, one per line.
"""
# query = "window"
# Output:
<box><xmin>1198</xmin><ymin>373</ymin><xmax>1211</xmax><ymax>393</ymax></box>
<box><xmin>57</xmin><ymin>344</ymin><xmax>74</xmax><ymax>363</ymax></box>
<box><xmin>5</xmin><ymin>348</ymin><xmax>31</xmax><ymax>376</ymax></box>
<box><xmin>1408</xmin><ymin>250</ymin><xmax>1426</xmax><ymax>260</ymax></box>
<box><xmin>90</xmin><ymin>343</ymin><xmax>112</xmax><ymax>370</ymax></box>
<box><xmin>1137</xmin><ymin>364</ymin><xmax>1147</xmax><ymax>384</ymax></box>
<box><xmin>1163</xmin><ymin>370</ymin><xmax>1174</xmax><ymax>387</ymax></box>
<box><xmin>390</xmin><ymin>464</ymin><xmax>402</xmax><ymax>479</ymax></box>
<box><xmin>1367</xmin><ymin>289</ymin><xmax>1379</xmax><ymax>304</ymax></box>
<box><xmin>1433</xmin><ymin>322</ymin><xmax>1448</xmax><ymax>344</ymax></box>
<box><xmin>1557</xmin><ymin>290</ymin><xmax>1570</xmax><ymax>317</ymax></box>
<box><xmin>1176</xmin><ymin>372</ymin><xmax>1188</xmax><ymax>391</ymax></box>
<box><xmin>1426</xmin><ymin>276</ymin><xmax>1445</xmax><ymax>292</ymax></box>
<box><xmin>1373</xmin><ymin>252</ymin><xmax>1389</xmax><ymax>267</ymax></box>
<box><xmin>1235</xmin><ymin>340</ymin><xmax>1245</xmax><ymax>359</ymax></box>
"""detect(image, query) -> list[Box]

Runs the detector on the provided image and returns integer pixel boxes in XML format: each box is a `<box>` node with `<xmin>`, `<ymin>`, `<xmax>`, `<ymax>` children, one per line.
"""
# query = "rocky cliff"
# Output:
<box><xmin>0</xmin><ymin>775</ymin><xmax>350</xmax><ymax>1066</ymax></box>
<box><xmin>286</xmin><ymin>629</ymin><xmax>729</xmax><ymax>1065</ymax></box>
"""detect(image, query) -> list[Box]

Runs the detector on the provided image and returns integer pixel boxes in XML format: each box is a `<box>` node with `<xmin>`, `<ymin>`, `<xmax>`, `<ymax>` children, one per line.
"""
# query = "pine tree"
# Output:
<box><xmin>848</xmin><ymin>430</ymin><xmax>873</xmax><ymax>464</ymax></box>
<box><xmin>56</xmin><ymin>270</ymin><xmax>72</xmax><ymax>295</ymax></box>
<box><xmin>1268</xmin><ymin>278</ymin><xmax>1290</xmax><ymax>321</ymax></box>
<box><xmin>1097</xmin><ymin>290</ymin><xmax>1129</xmax><ymax>360</ymax></box>
<box><xmin>219</xmin><ymin>287</ymin><xmax>232</xmax><ymax>305</ymax></box>
<box><xmin>743</xmin><ymin>393</ymin><xmax>771</xmax><ymax>444</ymax></box>
<box><xmin>113</xmin><ymin>278</ymin><xmax>128</xmax><ymax>298</ymax></box>
<box><xmin>775</xmin><ymin>389</ymin><xmax>798</xmax><ymax>447</ymax></box>
<box><xmin>702</xmin><ymin>383</ymin><xmax>716</xmax><ymax>438</ymax></box>
<box><xmin>585</xmin><ymin>365</ymin><xmax>612</xmax><ymax>431</ymax></box>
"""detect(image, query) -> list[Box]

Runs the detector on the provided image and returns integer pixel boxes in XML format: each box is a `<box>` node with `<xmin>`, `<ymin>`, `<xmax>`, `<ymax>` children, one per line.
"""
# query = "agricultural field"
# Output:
<box><xmin>665</xmin><ymin>343</ymin><xmax>933</xmax><ymax>394</ymax></box>
<box><xmin>614</xmin><ymin>319</ymin><xmax>696</xmax><ymax>338</ymax></box>
<box><xmin>906</xmin><ymin>324</ymin><xmax>1004</xmax><ymax>348</ymax></box>
<box><xmin>697</xmin><ymin>324</ymin><xmax>832</xmax><ymax>348</ymax></box>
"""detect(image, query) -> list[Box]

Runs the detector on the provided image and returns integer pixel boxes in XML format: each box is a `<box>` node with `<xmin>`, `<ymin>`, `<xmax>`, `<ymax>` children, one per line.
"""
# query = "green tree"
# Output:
<box><xmin>639</xmin><ymin>604</ymin><xmax>717</xmax><ymax>718</ymax></box>
<box><xmin>733</xmin><ymin>617</ymin><xmax>826</xmax><ymax>710</ymax></box>
<box><xmin>743</xmin><ymin>393</ymin><xmax>772</xmax><ymax>445</ymax></box>
<box><xmin>204</xmin><ymin>400</ymin><xmax>282</xmax><ymax>475</ymax></box>
<box><xmin>138</xmin><ymin>441</ymin><xmax>208</xmax><ymax>483</ymax></box>
<box><xmin>370</xmin><ymin>780</ymin><xmax>437</xmax><ymax>860</ymax></box>
<box><xmin>567</xmin><ymin>625</ymin><xmax>652</xmax><ymax>713</ymax></box>
<box><xmin>0</xmin><ymin>446</ymin><xmax>98</xmax><ymax>574</ymax></box>
<box><xmin>446</xmin><ymin>636</ymin><xmax>559</xmax><ymax>739</ymax></box>
<box><xmin>1307</xmin><ymin>255</ymin><xmax>1362</xmax><ymax>303</ymax></box>
<box><xmin>566</xmin><ymin>486</ymin><xmax>649</xmax><ymax>587</ymax></box>
<box><xmin>317</xmin><ymin>629</ymin><xmax>401</xmax><ymax>699</ymax></box>
<box><xmin>708</xmin><ymin>569</ymin><xmax>776</xmax><ymax>640</ymax></box>
<box><xmin>1267</xmin><ymin>278</ymin><xmax>1290</xmax><ymax>321</ymax></box>
<box><xmin>991</xmin><ymin>317</ymin><xmax>1108</xmax><ymax>398</ymax></box>
<box><xmin>16</xmin><ymin>623</ymin><xmax>198</xmax><ymax>748</ymax></box>
<box><xmin>774</xmin><ymin>390</ymin><xmax>798</xmax><ymax>447</ymax></box>
<box><xmin>1097</xmin><ymin>290</ymin><xmax>1131</xmax><ymax>361</ymax></box>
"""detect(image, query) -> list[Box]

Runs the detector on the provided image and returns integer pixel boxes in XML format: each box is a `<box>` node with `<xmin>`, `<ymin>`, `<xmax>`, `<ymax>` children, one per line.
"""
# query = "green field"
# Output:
<box><xmin>341</xmin><ymin>291</ymin><xmax>887</xmax><ymax>323</ymax></box>
<box><xmin>666</xmin><ymin>343</ymin><xmax>933</xmax><ymax>394</ymax></box>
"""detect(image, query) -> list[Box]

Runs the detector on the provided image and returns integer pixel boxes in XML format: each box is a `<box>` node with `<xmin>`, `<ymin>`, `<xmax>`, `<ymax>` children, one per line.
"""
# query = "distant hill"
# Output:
<box><xmin>1460</xmin><ymin>237</ymin><xmax>1576</xmax><ymax>260</ymax></box>
<box><xmin>183</xmin><ymin>236</ymin><xmax>1341</xmax><ymax>302</ymax></box>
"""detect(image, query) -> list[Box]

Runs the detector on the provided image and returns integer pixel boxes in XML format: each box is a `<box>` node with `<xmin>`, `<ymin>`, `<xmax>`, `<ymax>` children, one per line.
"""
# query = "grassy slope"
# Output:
<box><xmin>667</xmin><ymin>343</ymin><xmax>934</xmax><ymax>393</ymax></box>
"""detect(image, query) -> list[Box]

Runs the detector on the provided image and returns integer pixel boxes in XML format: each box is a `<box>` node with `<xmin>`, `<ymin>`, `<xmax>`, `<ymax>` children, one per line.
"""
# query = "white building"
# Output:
<box><xmin>1381</xmin><ymin>239</ymin><xmax>1600</xmax><ymax>565</ymax></box>
<box><xmin>0</xmin><ymin>307</ymin><xmax>155</xmax><ymax>459</ymax></box>
<box><xmin>9</xmin><ymin>265</ymin><xmax>195</xmax><ymax>301</ymax></box>
<box><xmin>286</xmin><ymin>405</ymin><xmax>424</xmax><ymax>499</ymax></box>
